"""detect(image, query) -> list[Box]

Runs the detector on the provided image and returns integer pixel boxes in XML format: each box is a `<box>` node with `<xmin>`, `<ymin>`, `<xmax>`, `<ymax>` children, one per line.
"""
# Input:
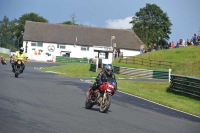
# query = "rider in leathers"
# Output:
<box><xmin>89</xmin><ymin>64</ymin><xmax>117</xmax><ymax>95</ymax></box>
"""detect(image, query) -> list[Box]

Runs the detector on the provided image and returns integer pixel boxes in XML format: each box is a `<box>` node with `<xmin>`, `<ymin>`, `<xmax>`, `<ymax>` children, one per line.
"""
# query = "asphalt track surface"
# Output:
<box><xmin>0</xmin><ymin>61</ymin><xmax>199</xmax><ymax>133</ymax></box>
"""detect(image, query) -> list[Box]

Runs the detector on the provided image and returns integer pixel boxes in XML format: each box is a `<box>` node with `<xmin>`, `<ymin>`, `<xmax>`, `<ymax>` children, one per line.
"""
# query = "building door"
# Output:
<box><xmin>65</xmin><ymin>53</ymin><xmax>70</xmax><ymax>57</ymax></box>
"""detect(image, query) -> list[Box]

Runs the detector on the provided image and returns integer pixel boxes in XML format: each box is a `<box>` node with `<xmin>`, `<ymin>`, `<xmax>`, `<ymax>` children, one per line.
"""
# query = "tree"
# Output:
<box><xmin>71</xmin><ymin>12</ymin><xmax>78</xmax><ymax>25</ymax></box>
<box><xmin>0</xmin><ymin>16</ymin><xmax>18</xmax><ymax>49</ymax></box>
<box><xmin>61</xmin><ymin>21</ymin><xmax>78</xmax><ymax>25</ymax></box>
<box><xmin>130</xmin><ymin>3</ymin><xmax>172</xmax><ymax>48</ymax></box>
<box><xmin>16</xmin><ymin>12</ymin><xmax>48</xmax><ymax>47</ymax></box>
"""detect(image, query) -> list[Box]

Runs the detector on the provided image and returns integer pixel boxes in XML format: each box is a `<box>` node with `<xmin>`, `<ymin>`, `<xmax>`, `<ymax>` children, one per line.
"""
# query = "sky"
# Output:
<box><xmin>0</xmin><ymin>0</ymin><xmax>200</xmax><ymax>42</ymax></box>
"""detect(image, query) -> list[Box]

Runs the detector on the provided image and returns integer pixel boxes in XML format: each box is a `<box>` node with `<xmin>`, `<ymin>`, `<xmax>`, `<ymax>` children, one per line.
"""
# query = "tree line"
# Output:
<box><xmin>0</xmin><ymin>12</ymin><xmax>80</xmax><ymax>50</ymax></box>
<box><xmin>0</xmin><ymin>3</ymin><xmax>173</xmax><ymax>50</ymax></box>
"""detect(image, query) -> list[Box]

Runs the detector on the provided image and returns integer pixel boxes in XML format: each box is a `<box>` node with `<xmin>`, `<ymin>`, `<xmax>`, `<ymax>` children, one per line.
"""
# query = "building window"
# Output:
<box><xmin>81</xmin><ymin>46</ymin><xmax>89</xmax><ymax>51</ymax></box>
<box><xmin>31</xmin><ymin>42</ymin><xmax>37</xmax><ymax>46</ymax></box>
<box><xmin>31</xmin><ymin>42</ymin><xmax>43</xmax><ymax>47</ymax></box>
<box><xmin>37</xmin><ymin>42</ymin><xmax>43</xmax><ymax>47</ymax></box>
<box><xmin>60</xmin><ymin>45</ymin><xmax>66</xmax><ymax>49</ymax></box>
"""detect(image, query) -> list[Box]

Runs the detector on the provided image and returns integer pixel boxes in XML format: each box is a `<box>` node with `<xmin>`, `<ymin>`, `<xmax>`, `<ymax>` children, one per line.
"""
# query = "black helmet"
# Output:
<box><xmin>104</xmin><ymin>64</ymin><xmax>114</xmax><ymax>75</ymax></box>
<box><xmin>19</xmin><ymin>47</ymin><xmax>24</xmax><ymax>54</ymax></box>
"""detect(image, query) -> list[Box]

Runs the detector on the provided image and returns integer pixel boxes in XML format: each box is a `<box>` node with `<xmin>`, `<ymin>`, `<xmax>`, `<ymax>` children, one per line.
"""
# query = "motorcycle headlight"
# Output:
<box><xmin>112</xmin><ymin>82</ymin><xmax>116</xmax><ymax>86</ymax></box>
<box><xmin>17</xmin><ymin>61</ymin><xmax>21</xmax><ymax>64</ymax></box>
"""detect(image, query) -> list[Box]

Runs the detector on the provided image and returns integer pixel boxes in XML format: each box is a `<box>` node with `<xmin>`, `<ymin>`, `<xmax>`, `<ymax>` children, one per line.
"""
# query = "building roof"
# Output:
<box><xmin>24</xmin><ymin>21</ymin><xmax>144</xmax><ymax>50</ymax></box>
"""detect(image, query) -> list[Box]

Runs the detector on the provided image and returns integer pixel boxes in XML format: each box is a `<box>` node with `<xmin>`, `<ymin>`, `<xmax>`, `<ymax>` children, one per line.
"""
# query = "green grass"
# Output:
<box><xmin>117</xmin><ymin>80</ymin><xmax>200</xmax><ymax>116</ymax></box>
<box><xmin>113</xmin><ymin>46</ymin><xmax>200</xmax><ymax>78</ymax></box>
<box><xmin>0</xmin><ymin>53</ymin><xmax>9</xmax><ymax>59</ymax></box>
<box><xmin>41</xmin><ymin>63</ymin><xmax>132</xmax><ymax>78</ymax></box>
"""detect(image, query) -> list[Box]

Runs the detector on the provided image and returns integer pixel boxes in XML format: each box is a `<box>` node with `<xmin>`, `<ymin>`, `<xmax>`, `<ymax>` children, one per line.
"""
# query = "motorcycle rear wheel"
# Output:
<box><xmin>99</xmin><ymin>95</ymin><xmax>111</xmax><ymax>113</ymax></box>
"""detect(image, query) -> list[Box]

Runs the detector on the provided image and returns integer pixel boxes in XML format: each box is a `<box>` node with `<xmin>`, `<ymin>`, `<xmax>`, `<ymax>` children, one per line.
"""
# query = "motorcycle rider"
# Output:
<box><xmin>1</xmin><ymin>56</ymin><xmax>7</xmax><ymax>65</ymax></box>
<box><xmin>0</xmin><ymin>56</ymin><xmax>4</xmax><ymax>61</ymax></box>
<box><xmin>89</xmin><ymin>64</ymin><xmax>117</xmax><ymax>95</ymax></box>
<box><xmin>12</xmin><ymin>47</ymin><xmax>28</xmax><ymax>73</ymax></box>
<box><xmin>10</xmin><ymin>54</ymin><xmax>15</xmax><ymax>64</ymax></box>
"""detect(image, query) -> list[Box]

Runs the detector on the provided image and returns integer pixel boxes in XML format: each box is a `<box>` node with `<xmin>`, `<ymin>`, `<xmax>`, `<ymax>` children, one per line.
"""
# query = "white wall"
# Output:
<box><xmin>23</xmin><ymin>42</ymin><xmax>101</xmax><ymax>61</ymax></box>
<box><xmin>0</xmin><ymin>47</ymin><xmax>10</xmax><ymax>55</ymax></box>
<box><xmin>120</xmin><ymin>49</ymin><xmax>140</xmax><ymax>57</ymax></box>
<box><xmin>23</xmin><ymin>41</ymin><xmax>138</xmax><ymax>62</ymax></box>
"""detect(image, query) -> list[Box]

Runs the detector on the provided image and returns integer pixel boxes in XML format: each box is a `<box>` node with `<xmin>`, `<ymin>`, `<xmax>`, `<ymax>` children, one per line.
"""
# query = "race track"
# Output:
<box><xmin>0</xmin><ymin>61</ymin><xmax>199</xmax><ymax>133</ymax></box>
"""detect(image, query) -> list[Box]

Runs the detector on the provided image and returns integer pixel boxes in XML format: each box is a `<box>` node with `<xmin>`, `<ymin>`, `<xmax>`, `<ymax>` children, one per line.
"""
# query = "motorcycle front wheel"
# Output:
<box><xmin>99</xmin><ymin>95</ymin><xmax>111</xmax><ymax>113</ymax></box>
<box><xmin>85</xmin><ymin>99</ymin><xmax>94</xmax><ymax>109</ymax></box>
<box><xmin>15</xmin><ymin>73</ymin><xmax>18</xmax><ymax>78</ymax></box>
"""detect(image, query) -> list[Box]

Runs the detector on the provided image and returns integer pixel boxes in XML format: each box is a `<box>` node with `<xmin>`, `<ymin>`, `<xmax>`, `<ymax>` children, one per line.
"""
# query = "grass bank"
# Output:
<box><xmin>113</xmin><ymin>46</ymin><xmax>200</xmax><ymax>78</ymax></box>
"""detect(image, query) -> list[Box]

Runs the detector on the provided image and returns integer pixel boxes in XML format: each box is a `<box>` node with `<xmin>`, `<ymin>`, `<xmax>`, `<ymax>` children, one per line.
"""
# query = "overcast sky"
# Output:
<box><xmin>0</xmin><ymin>0</ymin><xmax>200</xmax><ymax>42</ymax></box>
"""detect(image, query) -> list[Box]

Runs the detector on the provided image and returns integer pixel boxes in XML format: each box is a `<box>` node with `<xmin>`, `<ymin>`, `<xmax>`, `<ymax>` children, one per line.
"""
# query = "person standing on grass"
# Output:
<box><xmin>192</xmin><ymin>34</ymin><xmax>197</xmax><ymax>46</ymax></box>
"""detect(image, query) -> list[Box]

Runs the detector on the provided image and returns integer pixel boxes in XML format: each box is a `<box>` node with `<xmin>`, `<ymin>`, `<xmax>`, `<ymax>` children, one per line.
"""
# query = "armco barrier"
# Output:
<box><xmin>56</xmin><ymin>56</ymin><xmax>88</xmax><ymax>63</ymax></box>
<box><xmin>115</xmin><ymin>66</ymin><xmax>168</xmax><ymax>79</ymax></box>
<box><xmin>101</xmin><ymin>64</ymin><xmax>169</xmax><ymax>79</ymax></box>
<box><xmin>170</xmin><ymin>74</ymin><xmax>200</xmax><ymax>98</ymax></box>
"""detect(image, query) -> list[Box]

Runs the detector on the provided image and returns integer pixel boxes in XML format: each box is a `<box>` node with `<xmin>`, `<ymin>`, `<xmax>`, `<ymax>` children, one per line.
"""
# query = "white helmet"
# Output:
<box><xmin>19</xmin><ymin>47</ymin><xmax>24</xmax><ymax>53</ymax></box>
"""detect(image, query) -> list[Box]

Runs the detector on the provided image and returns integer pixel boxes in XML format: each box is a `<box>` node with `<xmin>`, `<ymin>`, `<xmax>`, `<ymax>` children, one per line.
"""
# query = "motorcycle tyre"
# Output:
<box><xmin>99</xmin><ymin>95</ymin><xmax>111</xmax><ymax>113</ymax></box>
<box><xmin>15</xmin><ymin>73</ymin><xmax>18</xmax><ymax>78</ymax></box>
<box><xmin>85</xmin><ymin>99</ymin><xmax>94</xmax><ymax>109</ymax></box>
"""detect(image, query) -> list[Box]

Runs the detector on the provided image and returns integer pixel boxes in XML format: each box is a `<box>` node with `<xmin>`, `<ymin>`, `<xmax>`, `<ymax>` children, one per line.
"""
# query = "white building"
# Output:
<box><xmin>23</xmin><ymin>21</ymin><xmax>144</xmax><ymax>64</ymax></box>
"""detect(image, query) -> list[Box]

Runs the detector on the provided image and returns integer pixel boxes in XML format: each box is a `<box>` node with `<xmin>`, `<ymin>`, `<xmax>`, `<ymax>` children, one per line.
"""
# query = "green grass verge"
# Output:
<box><xmin>41</xmin><ymin>63</ymin><xmax>133</xmax><ymax>78</ymax></box>
<box><xmin>117</xmin><ymin>80</ymin><xmax>200</xmax><ymax>116</ymax></box>
<box><xmin>0</xmin><ymin>53</ymin><xmax>9</xmax><ymax>59</ymax></box>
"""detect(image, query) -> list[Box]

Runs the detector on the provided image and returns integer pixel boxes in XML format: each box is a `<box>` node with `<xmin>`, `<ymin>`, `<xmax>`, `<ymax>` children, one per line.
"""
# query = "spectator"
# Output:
<box><xmin>143</xmin><ymin>48</ymin><xmax>148</xmax><ymax>53</ymax></box>
<box><xmin>140</xmin><ymin>45</ymin><xmax>144</xmax><ymax>54</ymax></box>
<box><xmin>197</xmin><ymin>34</ymin><xmax>200</xmax><ymax>46</ymax></box>
<box><xmin>187</xmin><ymin>39</ymin><xmax>193</xmax><ymax>46</ymax></box>
<box><xmin>152</xmin><ymin>43</ymin><xmax>157</xmax><ymax>51</ymax></box>
<box><xmin>175</xmin><ymin>42</ymin><xmax>179</xmax><ymax>48</ymax></box>
<box><xmin>171</xmin><ymin>41</ymin><xmax>175</xmax><ymax>48</ymax></box>
<box><xmin>168</xmin><ymin>41</ymin><xmax>171</xmax><ymax>48</ymax></box>
<box><xmin>192</xmin><ymin>34</ymin><xmax>197</xmax><ymax>46</ymax></box>
<box><xmin>178</xmin><ymin>39</ymin><xmax>184</xmax><ymax>47</ymax></box>
<box><xmin>114</xmin><ymin>49</ymin><xmax>117</xmax><ymax>58</ymax></box>
<box><xmin>182</xmin><ymin>39</ymin><xmax>186</xmax><ymax>46</ymax></box>
<box><xmin>117</xmin><ymin>49</ymin><xmax>121</xmax><ymax>57</ymax></box>
<box><xmin>121</xmin><ymin>52</ymin><xmax>124</xmax><ymax>59</ymax></box>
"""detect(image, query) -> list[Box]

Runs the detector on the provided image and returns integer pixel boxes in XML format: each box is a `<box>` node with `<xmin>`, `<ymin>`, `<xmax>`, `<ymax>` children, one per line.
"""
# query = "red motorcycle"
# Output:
<box><xmin>85</xmin><ymin>78</ymin><xmax>116</xmax><ymax>113</ymax></box>
<box><xmin>1</xmin><ymin>57</ymin><xmax>7</xmax><ymax>65</ymax></box>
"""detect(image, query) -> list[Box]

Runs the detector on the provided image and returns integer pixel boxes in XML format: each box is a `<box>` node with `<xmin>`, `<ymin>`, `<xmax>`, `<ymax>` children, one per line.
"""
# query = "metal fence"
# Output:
<box><xmin>90</xmin><ymin>64</ymin><xmax>170</xmax><ymax>80</ymax></box>
<box><xmin>113</xmin><ymin>66</ymin><xmax>169</xmax><ymax>79</ymax></box>
<box><xmin>170</xmin><ymin>74</ymin><xmax>200</xmax><ymax>99</ymax></box>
